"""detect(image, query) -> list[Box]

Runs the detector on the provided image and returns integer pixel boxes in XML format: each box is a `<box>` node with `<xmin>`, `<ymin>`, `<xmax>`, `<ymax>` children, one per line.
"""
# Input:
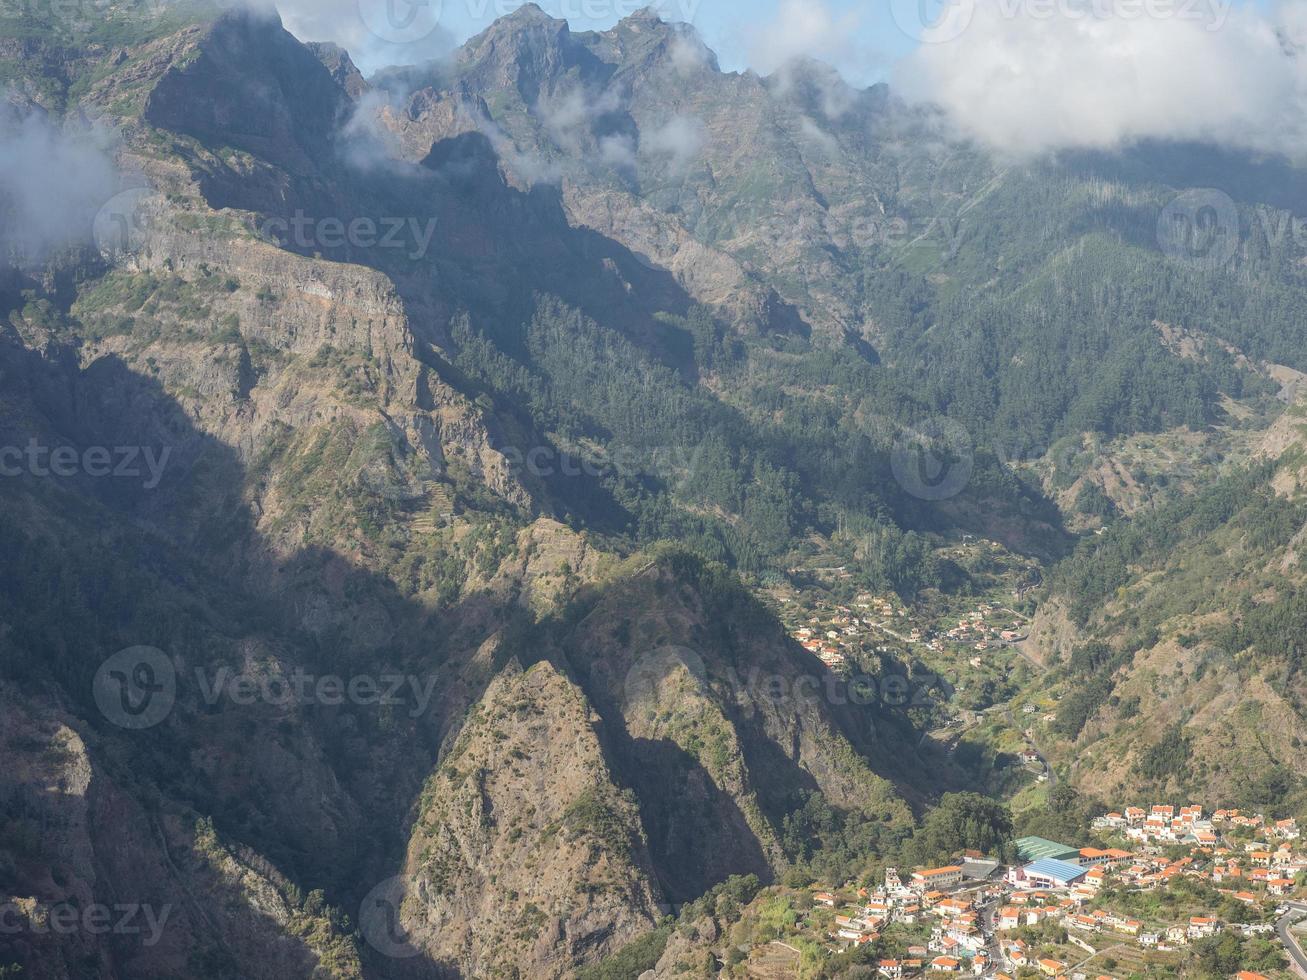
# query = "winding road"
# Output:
<box><xmin>1278</xmin><ymin>902</ymin><xmax>1307</xmax><ymax>978</ymax></box>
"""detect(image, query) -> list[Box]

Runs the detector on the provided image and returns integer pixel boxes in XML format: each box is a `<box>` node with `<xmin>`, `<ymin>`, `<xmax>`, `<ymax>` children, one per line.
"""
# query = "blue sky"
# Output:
<box><xmin>424</xmin><ymin>0</ymin><xmax>1269</xmax><ymax>85</ymax></box>
<box><xmin>436</xmin><ymin>0</ymin><xmax>910</xmax><ymax>83</ymax></box>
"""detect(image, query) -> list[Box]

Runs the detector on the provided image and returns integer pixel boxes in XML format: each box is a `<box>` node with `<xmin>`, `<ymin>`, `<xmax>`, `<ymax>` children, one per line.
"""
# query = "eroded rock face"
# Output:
<box><xmin>399</xmin><ymin>660</ymin><xmax>663</xmax><ymax>978</ymax></box>
<box><xmin>143</xmin><ymin>10</ymin><xmax>349</xmax><ymax>177</ymax></box>
<box><xmin>0</xmin><ymin>686</ymin><xmax>364</xmax><ymax>979</ymax></box>
<box><xmin>556</xmin><ymin>561</ymin><xmax>915</xmax><ymax>901</ymax></box>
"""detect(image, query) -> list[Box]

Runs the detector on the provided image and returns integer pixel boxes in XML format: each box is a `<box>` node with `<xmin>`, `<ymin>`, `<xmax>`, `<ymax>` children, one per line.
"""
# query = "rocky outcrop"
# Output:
<box><xmin>0</xmin><ymin>686</ymin><xmax>363</xmax><ymax>979</ymax></box>
<box><xmin>398</xmin><ymin>660</ymin><xmax>663</xmax><ymax>978</ymax></box>
<box><xmin>143</xmin><ymin>9</ymin><xmax>350</xmax><ymax>177</ymax></box>
<box><xmin>559</xmin><ymin>558</ymin><xmax>914</xmax><ymax>900</ymax></box>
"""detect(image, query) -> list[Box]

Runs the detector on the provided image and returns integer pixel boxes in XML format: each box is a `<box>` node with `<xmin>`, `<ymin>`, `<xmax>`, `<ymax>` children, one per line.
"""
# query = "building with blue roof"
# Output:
<box><xmin>1011</xmin><ymin>857</ymin><xmax>1087</xmax><ymax>889</ymax></box>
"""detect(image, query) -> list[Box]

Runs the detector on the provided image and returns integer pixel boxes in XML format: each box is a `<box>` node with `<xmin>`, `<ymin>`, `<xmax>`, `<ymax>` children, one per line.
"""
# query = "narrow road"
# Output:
<box><xmin>1278</xmin><ymin>903</ymin><xmax>1307</xmax><ymax>978</ymax></box>
<box><xmin>1070</xmin><ymin>943</ymin><xmax>1125</xmax><ymax>973</ymax></box>
<box><xmin>1004</xmin><ymin>703</ymin><xmax>1059</xmax><ymax>787</ymax></box>
<box><xmin>978</xmin><ymin>898</ymin><xmax>1011</xmax><ymax>972</ymax></box>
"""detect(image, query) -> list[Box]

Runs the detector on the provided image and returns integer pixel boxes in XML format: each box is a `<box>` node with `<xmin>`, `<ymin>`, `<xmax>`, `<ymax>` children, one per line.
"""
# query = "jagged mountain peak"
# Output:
<box><xmin>457</xmin><ymin>2</ymin><xmax>610</xmax><ymax>104</ymax></box>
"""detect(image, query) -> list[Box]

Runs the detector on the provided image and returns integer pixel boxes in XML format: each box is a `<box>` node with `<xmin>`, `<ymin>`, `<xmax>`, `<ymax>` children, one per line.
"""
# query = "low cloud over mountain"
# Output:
<box><xmin>896</xmin><ymin>0</ymin><xmax>1307</xmax><ymax>159</ymax></box>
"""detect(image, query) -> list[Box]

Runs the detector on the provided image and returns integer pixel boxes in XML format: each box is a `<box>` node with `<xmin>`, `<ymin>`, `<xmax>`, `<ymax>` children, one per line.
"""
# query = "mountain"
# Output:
<box><xmin>2</xmin><ymin>1</ymin><xmax>1307</xmax><ymax>977</ymax></box>
<box><xmin>1026</xmin><ymin>369</ymin><xmax>1307</xmax><ymax>810</ymax></box>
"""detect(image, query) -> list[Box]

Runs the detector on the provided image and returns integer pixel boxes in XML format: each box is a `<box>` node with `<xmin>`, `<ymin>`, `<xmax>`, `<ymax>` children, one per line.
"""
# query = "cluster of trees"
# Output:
<box><xmin>450</xmin><ymin>296</ymin><xmax>977</xmax><ymax>588</ymax></box>
<box><xmin>898</xmin><ymin>792</ymin><xmax>1015</xmax><ymax>867</ymax></box>
<box><xmin>1051</xmin><ymin>462</ymin><xmax>1288</xmax><ymax>625</ymax></box>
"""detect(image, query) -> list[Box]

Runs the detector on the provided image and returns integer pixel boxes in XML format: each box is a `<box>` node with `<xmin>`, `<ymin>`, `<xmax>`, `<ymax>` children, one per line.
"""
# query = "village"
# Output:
<box><xmin>763</xmin><ymin>582</ymin><xmax>1029</xmax><ymax>684</ymax></box>
<box><xmin>790</xmin><ymin>804</ymin><xmax>1307</xmax><ymax>979</ymax></box>
<box><xmin>780</xmin><ymin>593</ymin><xmax>1030</xmax><ymax>675</ymax></box>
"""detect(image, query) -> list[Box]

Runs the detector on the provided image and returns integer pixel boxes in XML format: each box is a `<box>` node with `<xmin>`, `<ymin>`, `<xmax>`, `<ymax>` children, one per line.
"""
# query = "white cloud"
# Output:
<box><xmin>535</xmin><ymin>84</ymin><xmax>625</xmax><ymax>148</ymax></box>
<box><xmin>746</xmin><ymin>0</ymin><xmax>861</xmax><ymax>77</ymax></box>
<box><xmin>0</xmin><ymin>109</ymin><xmax>118</xmax><ymax>267</ymax></box>
<box><xmin>895</xmin><ymin>0</ymin><xmax>1307</xmax><ymax>159</ymax></box>
<box><xmin>799</xmin><ymin>116</ymin><xmax>839</xmax><ymax>157</ymax></box>
<box><xmin>669</xmin><ymin>31</ymin><xmax>715</xmax><ymax>75</ymax></box>
<box><xmin>641</xmin><ymin>115</ymin><xmax>705</xmax><ymax>174</ymax></box>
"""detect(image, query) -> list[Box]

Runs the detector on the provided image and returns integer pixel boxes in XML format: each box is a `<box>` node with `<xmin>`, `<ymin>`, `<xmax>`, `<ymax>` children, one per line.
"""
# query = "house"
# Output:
<box><xmin>913</xmin><ymin>866</ymin><xmax>964</xmax><ymax>889</ymax></box>
<box><xmin>878</xmin><ymin>961</ymin><xmax>905</xmax><ymax>978</ymax></box>
<box><xmin>997</xmin><ymin>906</ymin><xmax>1021</xmax><ymax>930</ymax></box>
<box><xmin>1188</xmin><ymin>916</ymin><xmax>1219</xmax><ymax>939</ymax></box>
<box><xmin>930</xmin><ymin>956</ymin><xmax>961</xmax><ymax>972</ymax></box>
<box><xmin>1078</xmin><ymin>847</ymin><xmax>1130</xmax><ymax>867</ymax></box>
<box><xmin>1268</xmin><ymin>878</ymin><xmax>1295</xmax><ymax>896</ymax></box>
<box><xmin>813</xmin><ymin>892</ymin><xmax>837</xmax><ymax>907</ymax></box>
<box><xmin>935</xmin><ymin>898</ymin><xmax>972</xmax><ymax>917</ymax></box>
<box><xmin>1037</xmin><ymin>959</ymin><xmax>1066</xmax><ymax>977</ymax></box>
<box><xmin>1002</xmin><ymin>939</ymin><xmax>1028</xmax><ymax>966</ymax></box>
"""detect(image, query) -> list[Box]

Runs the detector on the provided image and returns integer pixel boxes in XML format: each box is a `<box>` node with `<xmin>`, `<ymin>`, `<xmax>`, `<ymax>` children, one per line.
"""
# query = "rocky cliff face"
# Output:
<box><xmin>398</xmin><ymin>660</ymin><xmax>663</xmax><ymax>978</ymax></box>
<box><xmin>0</xmin><ymin>686</ymin><xmax>363</xmax><ymax>979</ymax></box>
<box><xmin>558</xmin><ymin>559</ymin><xmax>918</xmax><ymax>899</ymax></box>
